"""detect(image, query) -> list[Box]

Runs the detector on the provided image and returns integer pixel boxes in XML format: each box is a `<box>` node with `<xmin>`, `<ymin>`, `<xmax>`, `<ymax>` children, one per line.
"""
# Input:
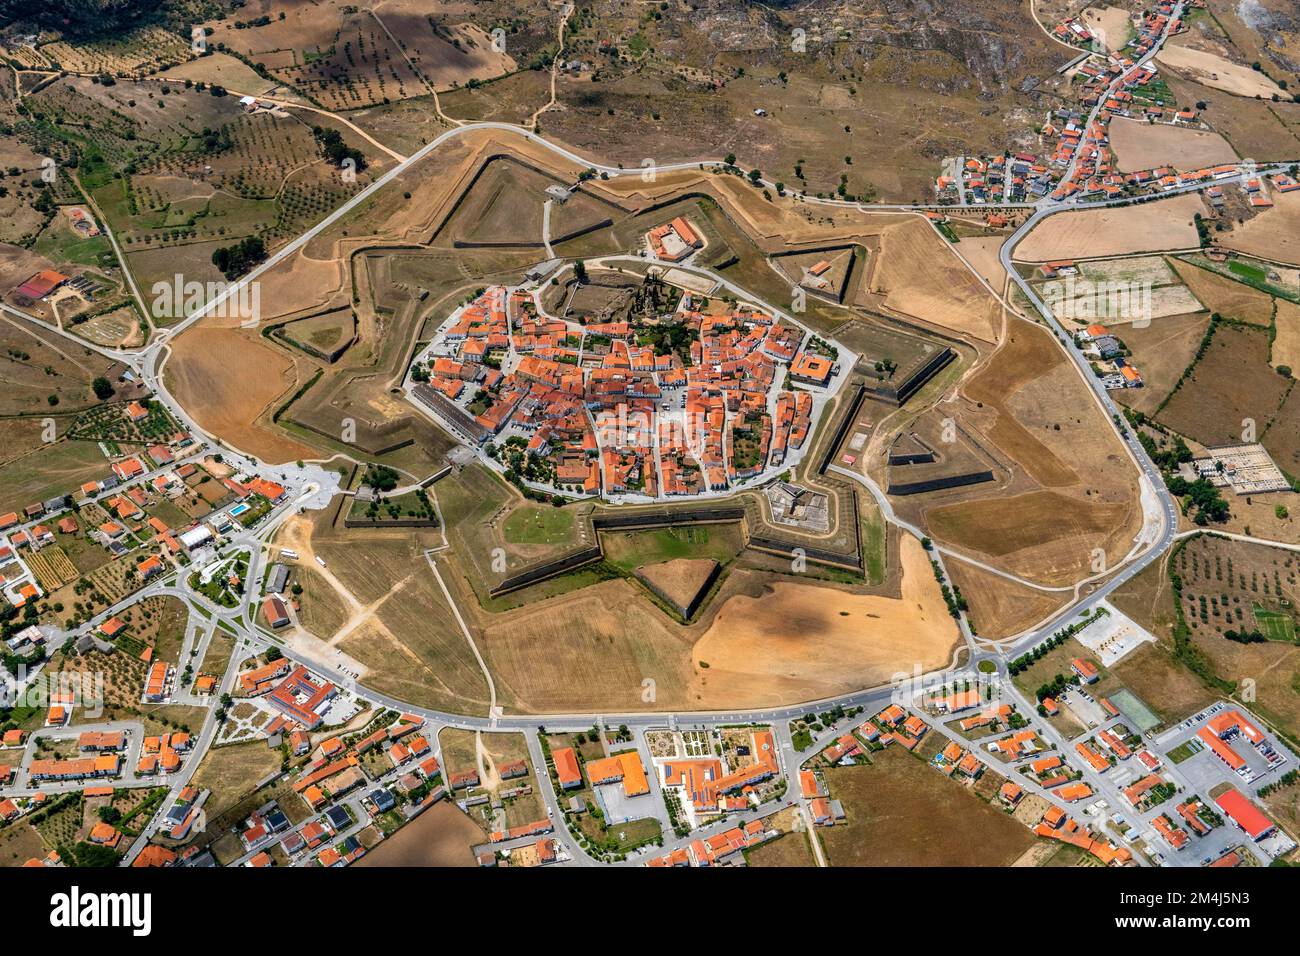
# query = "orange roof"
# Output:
<box><xmin>133</xmin><ymin>845</ymin><xmax>177</xmax><ymax>868</ymax></box>
<box><xmin>1214</xmin><ymin>787</ymin><xmax>1274</xmax><ymax>840</ymax></box>
<box><xmin>552</xmin><ymin>746</ymin><xmax>582</xmax><ymax>789</ymax></box>
<box><xmin>1059</xmin><ymin>782</ymin><xmax>1093</xmax><ymax>802</ymax></box>
<box><xmin>585</xmin><ymin>750</ymin><xmax>649</xmax><ymax>797</ymax></box>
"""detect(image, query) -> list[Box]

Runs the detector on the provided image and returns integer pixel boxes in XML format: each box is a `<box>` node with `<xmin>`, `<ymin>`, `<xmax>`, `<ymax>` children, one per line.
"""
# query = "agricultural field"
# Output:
<box><xmin>1174</xmin><ymin>535</ymin><xmax>1300</xmax><ymax>741</ymax></box>
<box><xmin>1156</xmin><ymin>44</ymin><xmax>1286</xmax><ymax>99</ymax></box>
<box><xmin>1166</xmin><ymin>72</ymin><xmax>1300</xmax><ymax>161</ymax></box>
<box><xmin>1043</xmin><ymin>255</ymin><xmax>1206</xmax><ymax>329</ymax></box>
<box><xmin>1107</xmin><ymin>117</ymin><xmax>1238</xmax><ymax>173</ymax></box>
<box><xmin>38</xmin><ymin>26</ymin><xmax>192</xmax><ymax>77</ymax></box>
<box><xmin>1014</xmin><ymin>194</ymin><xmax>1206</xmax><ymax>262</ymax></box>
<box><xmin>1170</xmin><ymin>258</ymin><xmax>1280</xmax><ymax>325</ymax></box>
<box><xmin>1156</xmin><ymin>321</ymin><xmax>1292</xmax><ymax>457</ymax></box>
<box><xmin>201</xmin><ymin>0</ymin><xmax>519</xmax><ymax>110</ymax></box>
<box><xmin>24</xmin><ymin>546</ymin><xmax>80</xmax><ymax>594</ymax></box>
<box><xmin>1109</xmin><ymin>311</ymin><xmax>1212</xmax><ymax>416</ymax></box>
<box><xmin>10</xmin><ymin>74</ymin><xmax>381</xmax><ymax>305</ymax></box>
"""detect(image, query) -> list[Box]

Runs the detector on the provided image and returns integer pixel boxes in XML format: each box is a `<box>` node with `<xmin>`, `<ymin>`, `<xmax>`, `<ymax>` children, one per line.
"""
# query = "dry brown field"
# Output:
<box><xmin>688</xmin><ymin>536</ymin><xmax>957</xmax><ymax>706</ymax></box>
<box><xmin>914</xmin><ymin>319</ymin><xmax>1142</xmax><ymax>586</ymax></box>
<box><xmin>1202</xmin><ymin>0</ymin><xmax>1300</xmax><ymax>90</ymax></box>
<box><xmin>955</xmin><ymin>234</ymin><xmax>1011</xmax><ymax>297</ymax></box>
<box><xmin>871</xmin><ymin>218</ymin><xmax>1002</xmax><ymax>343</ymax></box>
<box><xmin>163</xmin><ymin>326</ymin><xmax>318</xmax><ymax>464</ymax></box>
<box><xmin>158</xmin><ymin>53</ymin><xmax>281</xmax><ymax>95</ymax></box>
<box><xmin>72</xmin><ymin>307</ymin><xmax>145</xmax><ymax>349</ymax></box>
<box><xmin>1169</xmin><ymin>259</ymin><xmax>1276</xmax><ymax>325</ymax></box>
<box><xmin>946</xmin><ymin>559</ymin><xmax>1069</xmax><ymax>641</ymax></box>
<box><xmin>274</xmin><ymin>510</ymin><xmax>493</xmax><ymax>714</ymax></box>
<box><xmin>1219</xmin><ymin>191</ymin><xmax>1300</xmax><ymax>267</ymax></box>
<box><xmin>1156</xmin><ymin>45</ymin><xmax>1285</xmax><ymax>98</ymax></box>
<box><xmin>1274</xmin><ymin>299</ymin><xmax>1300</xmax><ymax>372</ymax></box>
<box><xmin>819</xmin><ymin>748</ymin><xmax>1035</xmax><ymax>866</ymax></box>
<box><xmin>1014</xmin><ymin>194</ymin><xmax>1205</xmax><ymax>262</ymax></box>
<box><xmin>1111</xmin><ymin>311</ymin><xmax>1212</xmax><ymax>416</ymax></box>
<box><xmin>1081</xmin><ymin>6</ymin><xmax>1135</xmax><ymax>51</ymax></box>
<box><xmin>0</xmin><ymin>313</ymin><xmax>131</xmax><ymax>414</ymax></box>
<box><xmin>472</xmin><ymin>535</ymin><xmax>954</xmax><ymax>714</ymax></box>
<box><xmin>537</xmin><ymin>16</ymin><xmax>1069</xmax><ymax>205</ymax></box>
<box><xmin>1165</xmin><ymin>73</ymin><xmax>1300</xmax><ymax>160</ymax></box>
<box><xmin>1262</xmin><ymin>385</ymin><xmax>1300</xmax><ymax>480</ymax></box>
<box><xmin>478</xmin><ymin>576</ymin><xmax>696</xmax><ymax>713</ymax></box>
<box><xmin>635</xmin><ymin>558</ymin><xmax>719</xmax><ymax>613</ymax></box>
<box><xmin>354</xmin><ymin>801</ymin><xmax>484</xmax><ymax>867</ymax></box>
<box><xmin>744</xmin><ymin>831</ymin><xmax>817</xmax><ymax>867</ymax></box>
<box><xmin>1108</xmin><ymin>117</ymin><xmax>1238</xmax><ymax>173</ymax></box>
<box><xmin>1157</xmin><ymin>321</ymin><xmax>1290</xmax><ymax>452</ymax></box>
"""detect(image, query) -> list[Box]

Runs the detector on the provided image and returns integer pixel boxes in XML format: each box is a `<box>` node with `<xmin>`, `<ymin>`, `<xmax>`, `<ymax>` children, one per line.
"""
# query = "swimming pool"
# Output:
<box><xmin>229</xmin><ymin>503</ymin><xmax>251</xmax><ymax>518</ymax></box>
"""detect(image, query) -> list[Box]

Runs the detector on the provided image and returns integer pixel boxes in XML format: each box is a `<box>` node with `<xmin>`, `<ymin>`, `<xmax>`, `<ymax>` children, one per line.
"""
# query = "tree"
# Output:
<box><xmin>310</xmin><ymin>126</ymin><xmax>365</xmax><ymax>172</ymax></box>
<box><xmin>91</xmin><ymin>377</ymin><xmax>113</xmax><ymax>400</ymax></box>
<box><xmin>211</xmin><ymin>236</ymin><xmax>266</xmax><ymax>279</ymax></box>
<box><xmin>2</xmin><ymin>0</ymin><xmax>163</xmax><ymax>39</ymax></box>
<box><xmin>573</xmin><ymin>259</ymin><xmax>588</xmax><ymax>284</ymax></box>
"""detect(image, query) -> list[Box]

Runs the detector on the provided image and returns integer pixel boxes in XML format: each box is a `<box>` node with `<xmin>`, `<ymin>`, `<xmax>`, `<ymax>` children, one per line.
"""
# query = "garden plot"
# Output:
<box><xmin>1039</xmin><ymin>255</ymin><xmax>1205</xmax><ymax>325</ymax></box>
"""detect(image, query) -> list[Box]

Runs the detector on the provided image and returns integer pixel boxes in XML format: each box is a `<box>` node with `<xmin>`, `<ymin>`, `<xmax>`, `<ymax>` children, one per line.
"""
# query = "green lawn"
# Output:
<box><xmin>1254</xmin><ymin>606</ymin><xmax>1297</xmax><ymax>643</ymax></box>
<box><xmin>502</xmin><ymin>505</ymin><xmax>575</xmax><ymax>545</ymax></box>
<box><xmin>601</xmin><ymin>525</ymin><xmax>744</xmax><ymax>572</ymax></box>
<box><xmin>1167</xmin><ymin>739</ymin><xmax>1202</xmax><ymax>764</ymax></box>
<box><xmin>33</xmin><ymin>221</ymin><xmax>114</xmax><ymax>269</ymax></box>
<box><xmin>578</xmin><ymin>813</ymin><xmax>660</xmax><ymax>853</ymax></box>
<box><xmin>1229</xmin><ymin>260</ymin><xmax>1268</xmax><ymax>284</ymax></box>
<box><xmin>861</xmin><ymin>507</ymin><xmax>886</xmax><ymax>585</ymax></box>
